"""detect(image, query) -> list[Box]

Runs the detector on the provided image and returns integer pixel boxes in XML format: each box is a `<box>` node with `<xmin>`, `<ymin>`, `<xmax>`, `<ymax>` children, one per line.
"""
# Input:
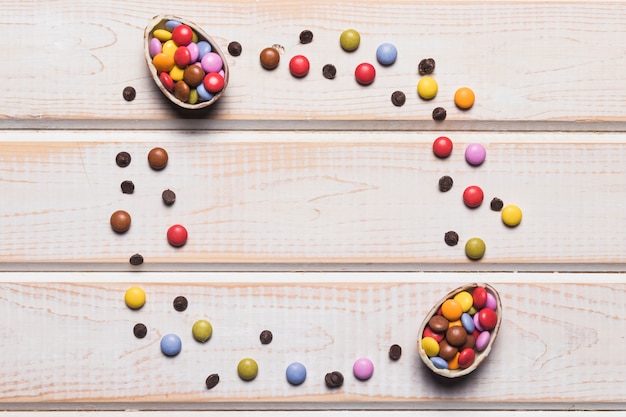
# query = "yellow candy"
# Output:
<box><xmin>192</xmin><ymin>31</ymin><xmax>198</xmax><ymax>44</ymax></box>
<box><xmin>417</xmin><ymin>76</ymin><xmax>438</xmax><ymax>100</ymax></box>
<box><xmin>448</xmin><ymin>352</ymin><xmax>460</xmax><ymax>370</ymax></box>
<box><xmin>152</xmin><ymin>53</ymin><xmax>174</xmax><ymax>73</ymax></box>
<box><xmin>441</xmin><ymin>299</ymin><xmax>463</xmax><ymax>321</ymax></box>
<box><xmin>188</xmin><ymin>89</ymin><xmax>199</xmax><ymax>105</ymax></box>
<box><xmin>169</xmin><ymin>65</ymin><xmax>185</xmax><ymax>81</ymax></box>
<box><xmin>162</xmin><ymin>40</ymin><xmax>178</xmax><ymax>57</ymax></box>
<box><xmin>421</xmin><ymin>336</ymin><xmax>440</xmax><ymax>357</ymax></box>
<box><xmin>153</xmin><ymin>29</ymin><xmax>173</xmax><ymax>42</ymax></box>
<box><xmin>453</xmin><ymin>291</ymin><xmax>474</xmax><ymax>312</ymax></box>
<box><xmin>468</xmin><ymin>306</ymin><xmax>477</xmax><ymax>315</ymax></box>
<box><xmin>502</xmin><ymin>204</ymin><xmax>523</xmax><ymax>227</ymax></box>
<box><xmin>124</xmin><ymin>286</ymin><xmax>146</xmax><ymax>309</ymax></box>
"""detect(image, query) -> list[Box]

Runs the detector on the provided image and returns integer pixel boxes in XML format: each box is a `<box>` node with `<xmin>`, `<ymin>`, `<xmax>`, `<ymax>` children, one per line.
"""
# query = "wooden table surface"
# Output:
<box><xmin>2</xmin><ymin>0</ymin><xmax>626</xmax><ymax>416</ymax></box>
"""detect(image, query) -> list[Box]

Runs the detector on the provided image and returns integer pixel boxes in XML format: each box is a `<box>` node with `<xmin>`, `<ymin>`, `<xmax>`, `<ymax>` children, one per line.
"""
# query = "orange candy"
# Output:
<box><xmin>447</xmin><ymin>351</ymin><xmax>460</xmax><ymax>370</ymax></box>
<box><xmin>454</xmin><ymin>87</ymin><xmax>475</xmax><ymax>109</ymax></box>
<box><xmin>153</xmin><ymin>53</ymin><xmax>175</xmax><ymax>73</ymax></box>
<box><xmin>441</xmin><ymin>299</ymin><xmax>463</xmax><ymax>321</ymax></box>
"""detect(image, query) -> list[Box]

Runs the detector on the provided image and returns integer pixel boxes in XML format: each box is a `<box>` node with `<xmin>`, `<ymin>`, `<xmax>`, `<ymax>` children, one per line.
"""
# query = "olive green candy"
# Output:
<box><xmin>465</xmin><ymin>237</ymin><xmax>486</xmax><ymax>260</ymax></box>
<box><xmin>237</xmin><ymin>358</ymin><xmax>259</xmax><ymax>381</ymax></box>
<box><xmin>192</xmin><ymin>319</ymin><xmax>213</xmax><ymax>343</ymax></box>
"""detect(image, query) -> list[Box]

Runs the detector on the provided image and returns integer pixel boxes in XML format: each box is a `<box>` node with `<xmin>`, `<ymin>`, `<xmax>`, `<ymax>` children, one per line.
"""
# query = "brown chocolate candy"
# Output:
<box><xmin>116</xmin><ymin>151</ymin><xmax>131</xmax><ymax>168</ymax></box>
<box><xmin>391</xmin><ymin>90</ymin><xmax>406</xmax><ymax>107</ymax></box>
<box><xmin>299</xmin><ymin>30</ymin><xmax>313</xmax><ymax>44</ymax></box>
<box><xmin>418</xmin><ymin>58</ymin><xmax>435</xmax><ymax>75</ymax></box>
<box><xmin>162</xmin><ymin>189</ymin><xmax>176</xmax><ymax>206</ymax></box>
<box><xmin>133</xmin><ymin>323</ymin><xmax>147</xmax><ymax>338</ymax></box>
<box><xmin>388</xmin><ymin>344</ymin><xmax>402</xmax><ymax>360</ymax></box>
<box><xmin>110</xmin><ymin>210</ymin><xmax>131</xmax><ymax>233</ymax></box>
<box><xmin>123</xmin><ymin>86</ymin><xmax>136</xmax><ymax>102</ymax></box>
<box><xmin>325</xmin><ymin>371</ymin><xmax>344</xmax><ymax>388</ymax></box>
<box><xmin>439</xmin><ymin>175</ymin><xmax>453</xmax><ymax>192</ymax></box>
<box><xmin>260</xmin><ymin>47</ymin><xmax>280</xmax><ymax>70</ymax></box>
<box><xmin>446</xmin><ymin>325</ymin><xmax>468</xmax><ymax>347</ymax></box>
<box><xmin>432</xmin><ymin>107</ymin><xmax>447</xmax><ymax>121</ymax></box>
<box><xmin>260</xmin><ymin>329</ymin><xmax>273</xmax><ymax>344</ymax></box>
<box><xmin>322</xmin><ymin>64</ymin><xmax>337</xmax><ymax>79</ymax></box>
<box><xmin>129</xmin><ymin>253</ymin><xmax>144</xmax><ymax>266</ymax></box>
<box><xmin>183</xmin><ymin>65</ymin><xmax>205</xmax><ymax>87</ymax></box>
<box><xmin>121</xmin><ymin>180</ymin><xmax>135</xmax><ymax>194</ymax></box>
<box><xmin>444</xmin><ymin>231</ymin><xmax>459</xmax><ymax>246</ymax></box>
<box><xmin>148</xmin><ymin>147</ymin><xmax>168</xmax><ymax>170</ymax></box>
<box><xmin>228</xmin><ymin>41</ymin><xmax>242</xmax><ymax>57</ymax></box>
<box><xmin>173</xmin><ymin>296</ymin><xmax>188</xmax><ymax>312</ymax></box>
<box><xmin>461</xmin><ymin>333</ymin><xmax>476</xmax><ymax>351</ymax></box>
<box><xmin>174</xmin><ymin>80</ymin><xmax>190</xmax><ymax>102</ymax></box>
<box><xmin>428</xmin><ymin>315</ymin><xmax>449</xmax><ymax>333</ymax></box>
<box><xmin>205</xmin><ymin>373</ymin><xmax>220</xmax><ymax>389</ymax></box>
<box><xmin>438</xmin><ymin>339</ymin><xmax>458</xmax><ymax>361</ymax></box>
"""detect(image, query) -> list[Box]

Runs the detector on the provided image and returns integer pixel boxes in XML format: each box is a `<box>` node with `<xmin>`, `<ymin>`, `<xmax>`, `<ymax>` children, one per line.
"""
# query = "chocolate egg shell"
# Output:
<box><xmin>144</xmin><ymin>15</ymin><xmax>229</xmax><ymax>110</ymax></box>
<box><xmin>417</xmin><ymin>283</ymin><xmax>502</xmax><ymax>378</ymax></box>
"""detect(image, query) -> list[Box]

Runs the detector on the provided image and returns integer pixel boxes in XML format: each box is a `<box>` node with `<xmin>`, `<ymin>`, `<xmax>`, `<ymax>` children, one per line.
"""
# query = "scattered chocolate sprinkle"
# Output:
<box><xmin>444</xmin><ymin>231</ymin><xmax>459</xmax><ymax>246</ymax></box>
<box><xmin>418</xmin><ymin>58</ymin><xmax>436</xmax><ymax>75</ymax></box>
<box><xmin>121</xmin><ymin>180</ymin><xmax>134</xmax><ymax>194</ymax></box>
<box><xmin>228</xmin><ymin>41</ymin><xmax>242</xmax><ymax>56</ymax></box>
<box><xmin>438</xmin><ymin>175</ymin><xmax>453</xmax><ymax>192</ymax></box>
<box><xmin>116</xmin><ymin>151</ymin><xmax>131</xmax><ymax>168</ymax></box>
<box><xmin>260</xmin><ymin>329</ymin><xmax>273</xmax><ymax>344</ymax></box>
<box><xmin>299</xmin><ymin>30</ymin><xmax>313</xmax><ymax>44</ymax></box>
<box><xmin>325</xmin><ymin>371</ymin><xmax>344</xmax><ymax>388</ymax></box>
<box><xmin>123</xmin><ymin>86</ymin><xmax>136</xmax><ymax>102</ymax></box>
<box><xmin>173</xmin><ymin>296</ymin><xmax>188</xmax><ymax>312</ymax></box>
<box><xmin>490</xmin><ymin>197</ymin><xmax>504</xmax><ymax>211</ymax></box>
<box><xmin>389</xmin><ymin>344</ymin><xmax>402</xmax><ymax>360</ymax></box>
<box><xmin>162</xmin><ymin>189</ymin><xmax>176</xmax><ymax>206</ymax></box>
<box><xmin>205</xmin><ymin>373</ymin><xmax>220</xmax><ymax>389</ymax></box>
<box><xmin>133</xmin><ymin>323</ymin><xmax>147</xmax><ymax>338</ymax></box>
<box><xmin>391</xmin><ymin>90</ymin><xmax>406</xmax><ymax>107</ymax></box>
<box><xmin>432</xmin><ymin>107</ymin><xmax>447</xmax><ymax>121</ymax></box>
<box><xmin>322</xmin><ymin>64</ymin><xmax>336</xmax><ymax>79</ymax></box>
<box><xmin>129</xmin><ymin>253</ymin><xmax>144</xmax><ymax>266</ymax></box>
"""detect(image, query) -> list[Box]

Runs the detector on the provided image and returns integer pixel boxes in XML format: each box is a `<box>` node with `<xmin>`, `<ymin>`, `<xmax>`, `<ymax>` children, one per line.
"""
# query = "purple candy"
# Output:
<box><xmin>475</xmin><ymin>330</ymin><xmax>491</xmax><ymax>351</ymax></box>
<box><xmin>149</xmin><ymin>37</ymin><xmax>162</xmax><ymax>58</ymax></box>
<box><xmin>473</xmin><ymin>311</ymin><xmax>484</xmax><ymax>332</ymax></box>
<box><xmin>201</xmin><ymin>52</ymin><xmax>223</xmax><ymax>73</ymax></box>
<box><xmin>187</xmin><ymin>42</ymin><xmax>199</xmax><ymax>63</ymax></box>
<box><xmin>485</xmin><ymin>292</ymin><xmax>497</xmax><ymax>310</ymax></box>
<box><xmin>352</xmin><ymin>357</ymin><xmax>374</xmax><ymax>380</ymax></box>
<box><xmin>465</xmin><ymin>143</ymin><xmax>486</xmax><ymax>166</ymax></box>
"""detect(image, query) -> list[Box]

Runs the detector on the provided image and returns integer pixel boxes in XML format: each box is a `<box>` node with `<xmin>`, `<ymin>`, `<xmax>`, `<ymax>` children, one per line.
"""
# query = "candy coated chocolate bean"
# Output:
<box><xmin>475</xmin><ymin>330</ymin><xmax>491</xmax><ymax>351</ymax></box>
<box><xmin>174</xmin><ymin>80</ymin><xmax>190</xmax><ymax>102</ymax></box>
<box><xmin>486</xmin><ymin>292</ymin><xmax>498</xmax><ymax>310</ymax></box>
<box><xmin>461</xmin><ymin>333</ymin><xmax>476</xmax><ymax>350</ymax></box>
<box><xmin>159</xmin><ymin>72</ymin><xmax>175</xmax><ymax>91</ymax></box>
<box><xmin>174</xmin><ymin>46</ymin><xmax>191</xmax><ymax>67</ymax></box>
<box><xmin>187</xmin><ymin>42</ymin><xmax>199</xmax><ymax>62</ymax></box>
<box><xmin>172</xmin><ymin>24</ymin><xmax>193</xmax><ymax>46</ymax></box>
<box><xmin>473</xmin><ymin>313</ymin><xmax>484</xmax><ymax>332</ymax></box>
<box><xmin>149</xmin><ymin>37</ymin><xmax>162</xmax><ymax>57</ymax></box>
<box><xmin>472</xmin><ymin>287</ymin><xmax>487</xmax><ymax>309</ymax></box>
<box><xmin>165</xmin><ymin>20</ymin><xmax>182</xmax><ymax>31</ymax></box>
<box><xmin>446</xmin><ymin>325</ymin><xmax>467</xmax><ymax>347</ymax></box>
<box><xmin>430</xmin><ymin>356</ymin><xmax>448</xmax><ymax>369</ymax></box>
<box><xmin>352</xmin><ymin>357</ymin><xmax>374</xmax><ymax>380</ymax></box>
<box><xmin>428</xmin><ymin>315</ymin><xmax>449</xmax><ymax>332</ymax></box>
<box><xmin>197</xmin><ymin>40</ymin><xmax>212</xmax><ymax>59</ymax></box>
<box><xmin>461</xmin><ymin>312</ymin><xmax>475</xmax><ymax>333</ymax></box>
<box><xmin>167</xmin><ymin>224</ymin><xmax>188</xmax><ymax>247</ymax></box>
<box><xmin>196</xmin><ymin>82</ymin><xmax>214</xmax><ymax>102</ymax></box>
<box><xmin>417</xmin><ymin>76</ymin><xmax>438</xmax><ymax>100</ymax></box>
<box><xmin>423</xmin><ymin>326</ymin><xmax>444</xmax><ymax>342</ymax></box>
<box><xmin>170</xmin><ymin>65</ymin><xmax>184</xmax><ymax>82</ymax></box>
<box><xmin>237</xmin><ymin>358</ymin><xmax>259</xmax><ymax>381</ymax></box>
<box><xmin>432</xmin><ymin>136</ymin><xmax>453</xmax><ymax>158</ymax></box>
<box><xmin>192</xmin><ymin>319</ymin><xmax>213</xmax><ymax>342</ymax></box>
<box><xmin>203</xmin><ymin>73</ymin><xmax>225</xmax><ymax>93</ymax></box>
<box><xmin>421</xmin><ymin>336</ymin><xmax>440</xmax><ymax>357</ymax></box>
<box><xmin>160</xmin><ymin>334</ymin><xmax>182</xmax><ymax>356</ymax></box>
<box><xmin>340</xmin><ymin>29</ymin><xmax>360</xmax><ymax>51</ymax></box>
<box><xmin>162</xmin><ymin>40</ymin><xmax>178</xmax><ymax>57</ymax></box>
<box><xmin>153</xmin><ymin>53</ymin><xmax>174</xmax><ymax>73</ymax></box>
<box><xmin>478</xmin><ymin>308</ymin><xmax>497</xmax><ymax>330</ymax></box>
<box><xmin>458</xmin><ymin>348</ymin><xmax>476</xmax><ymax>369</ymax></box>
<box><xmin>453</xmin><ymin>291</ymin><xmax>474</xmax><ymax>312</ymax></box>
<box><xmin>183</xmin><ymin>65</ymin><xmax>205</xmax><ymax>87</ymax></box>
<box><xmin>447</xmin><ymin>352</ymin><xmax>460</xmax><ymax>370</ymax></box>
<box><xmin>188</xmin><ymin>89</ymin><xmax>198</xmax><ymax>105</ymax></box>
<box><xmin>153</xmin><ymin>29</ymin><xmax>172</xmax><ymax>42</ymax></box>
<box><xmin>201</xmin><ymin>52</ymin><xmax>223</xmax><ymax>73</ymax></box>
<box><xmin>438</xmin><ymin>339</ymin><xmax>458</xmax><ymax>361</ymax></box>
<box><xmin>355</xmin><ymin>62</ymin><xmax>376</xmax><ymax>85</ymax></box>
<box><xmin>376</xmin><ymin>42</ymin><xmax>397</xmax><ymax>66</ymax></box>
<box><xmin>124</xmin><ymin>286</ymin><xmax>146</xmax><ymax>309</ymax></box>
<box><xmin>286</xmin><ymin>362</ymin><xmax>307</xmax><ymax>385</ymax></box>
<box><xmin>465</xmin><ymin>143</ymin><xmax>486</xmax><ymax>166</ymax></box>
<box><xmin>289</xmin><ymin>55</ymin><xmax>310</xmax><ymax>78</ymax></box>
<box><xmin>463</xmin><ymin>185</ymin><xmax>484</xmax><ymax>208</ymax></box>
<box><xmin>441</xmin><ymin>299</ymin><xmax>463</xmax><ymax>321</ymax></box>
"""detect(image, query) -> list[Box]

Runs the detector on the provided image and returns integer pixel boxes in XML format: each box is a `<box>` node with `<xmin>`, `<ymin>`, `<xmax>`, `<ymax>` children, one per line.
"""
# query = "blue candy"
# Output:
<box><xmin>160</xmin><ymin>334</ymin><xmax>182</xmax><ymax>356</ymax></box>
<box><xmin>461</xmin><ymin>312</ymin><xmax>475</xmax><ymax>333</ymax></box>
<box><xmin>430</xmin><ymin>356</ymin><xmax>449</xmax><ymax>369</ymax></box>
<box><xmin>285</xmin><ymin>362</ymin><xmax>307</xmax><ymax>385</ymax></box>
<box><xmin>165</xmin><ymin>20</ymin><xmax>182</xmax><ymax>31</ymax></box>
<box><xmin>376</xmin><ymin>42</ymin><xmax>398</xmax><ymax>66</ymax></box>
<box><xmin>196</xmin><ymin>83</ymin><xmax>215</xmax><ymax>102</ymax></box>
<box><xmin>197</xmin><ymin>41</ymin><xmax>212</xmax><ymax>60</ymax></box>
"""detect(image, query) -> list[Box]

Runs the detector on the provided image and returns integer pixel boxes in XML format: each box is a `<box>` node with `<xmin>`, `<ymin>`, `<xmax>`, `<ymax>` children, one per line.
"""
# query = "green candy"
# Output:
<box><xmin>237</xmin><ymin>358</ymin><xmax>259</xmax><ymax>381</ymax></box>
<box><xmin>465</xmin><ymin>237</ymin><xmax>486</xmax><ymax>260</ymax></box>
<box><xmin>192</xmin><ymin>319</ymin><xmax>213</xmax><ymax>343</ymax></box>
<box><xmin>339</xmin><ymin>29</ymin><xmax>360</xmax><ymax>52</ymax></box>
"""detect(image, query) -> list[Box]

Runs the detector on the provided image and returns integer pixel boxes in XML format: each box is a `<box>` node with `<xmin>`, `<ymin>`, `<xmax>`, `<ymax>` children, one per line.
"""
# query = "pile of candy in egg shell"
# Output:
<box><xmin>148</xmin><ymin>20</ymin><xmax>226</xmax><ymax>104</ymax></box>
<box><xmin>420</xmin><ymin>286</ymin><xmax>498</xmax><ymax>371</ymax></box>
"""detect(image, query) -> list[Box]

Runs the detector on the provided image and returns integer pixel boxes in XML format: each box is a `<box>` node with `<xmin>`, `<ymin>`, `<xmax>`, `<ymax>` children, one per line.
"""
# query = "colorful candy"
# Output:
<box><xmin>417</xmin><ymin>76</ymin><xmax>438</xmax><ymax>100</ymax></box>
<box><xmin>465</xmin><ymin>237</ymin><xmax>486</xmax><ymax>260</ymax></box>
<box><xmin>167</xmin><ymin>224</ymin><xmax>188</xmax><ymax>247</ymax></box>
<box><xmin>160</xmin><ymin>334</ymin><xmax>182</xmax><ymax>356</ymax></box>
<box><xmin>352</xmin><ymin>357</ymin><xmax>374</xmax><ymax>380</ymax></box>
<box><xmin>340</xmin><ymin>29</ymin><xmax>360</xmax><ymax>51</ymax></box>
<box><xmin>455</xmin><ymin>87</ymin><xmax>475</xmax><ymax>109</ymax></box>
<box><xmin>376</xmin><ymin>43</ymin><xmax>398</xmax><ymax>66</ymax></box>
<box><xmin>501</xmin><ymin>204</ymin><xmax>523</xmax><ymax>227</ymax></box>
<box><xmin>355</xmin><ymin>62</ymin><xmax>376</xmax><ymax>85</ymax></box>
<box><xmin>286</xmin><ymin>362</ymin><xmax>307</xmax><ymax>385</ymax></box>
<box><xmin>237</xmin><ymin>358</ymin><xmax>259</xmax><ymax>381</ymax></box>
<box><xmin>289</xmin><ymin>55</ymin><xmax>310</xmax><ymax>78</ymax></box>
<box><xmin>463</xmin><ymin>185</ymin><xmax>484</xmax><ymax>208</ymax></box>
<box><xmin>432</xmin><ymin>136</ymin><xmax>453</xmax><ymax>158</ymax></box>
<box><xmin>124</xmin><ymin>286</ymin><xmax>146</xmax><ymax>309</ymax></box>
<box><xmin>465</xmin><ymin>143</ymin><xmax>486</xmax><ymax>166</ymax></box>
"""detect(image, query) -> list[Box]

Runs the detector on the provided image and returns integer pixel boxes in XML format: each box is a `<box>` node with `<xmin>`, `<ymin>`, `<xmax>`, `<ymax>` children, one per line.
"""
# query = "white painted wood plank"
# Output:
<box><xmin>0</xmin><ymin>1</ymin><xmax>625</xmax><ymax>122</ymax></box>
<box><xmin>1</xmin><ymin>131</ymin><xmax>625</xmax><ymax>270</ymax></box>
<box><xmin>0</xmin><ymin>280</ymin><xmax>624</xmax><ymax>409</ymax></box>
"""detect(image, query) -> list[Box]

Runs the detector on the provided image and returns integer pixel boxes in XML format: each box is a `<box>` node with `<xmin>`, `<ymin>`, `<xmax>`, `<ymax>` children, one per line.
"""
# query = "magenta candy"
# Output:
<box><xmin>353</xmin><ymin>357</ymin><xmax>374</xmax><ymax>380</ymax></box>
<box><xmin>149</xmin><ymin>37</ymin><xmax>162</xmax><ymax>57</ymax></box>
<box><xmin>201</xmin><ymin>52</ymin><xmax>223</xmax><ymax>73</ymax></box>
<box><xmin>485</xmin><ymin>292</ymin><xmax>497</xmax><ymax>310</ymax></box>
<box><xmin>473</xmin><ymin>312</ymin><xmax>484</xmax><ymax>332</ymax></box>
<box><xmin>465</xmin><ymin>143</ymin><xmax>486</xmax><ymax>166</ymax></box>
<box><xmin>187</xmin><ymin>42</ymin><xmax>199</xmax><ymax>62</ymax></box>
<box><xmin>475</xmin><ymin>330</ymin><xmax>491</xmax><ymax>351</ymax></box>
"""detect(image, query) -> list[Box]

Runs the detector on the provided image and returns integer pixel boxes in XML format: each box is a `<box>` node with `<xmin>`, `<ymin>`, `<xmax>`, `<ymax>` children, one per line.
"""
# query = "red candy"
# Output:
<box><xmin>174</xmin><ymin>46</ymin><xmax>191</xmax><ymax>67</ymax></box>
<box><xmin>478</xmin><ymin>308</ymin><xmax>497</xmax><ymax>330</ymax></box>
<box><xmin>433</xmin><ymin>136</ymin><xmax>453</xmax><ymax>158</ymax></box>
<box><xmin>463</xmin><ymin>185</ymin><xmax>484</xmax><ymax>208</ymax></box>
<box><xmin>289</xmin><ymin>55</ymin><xmax>310</xmax><ymax>78</ymax></box>
<box><xmin>355</xmin><ymin>62</ymin><xmax>376</xmax><ymax>85</ymax></box>
<box><xmin>172</xmin><ymin>24</ymin><xmax>193</xmax><ymax>46</ymax></box>
<box><xmin>203</xmin><ymin>73</ymin><xmax>225</xmax><ymax>93</ymax></box>
<box><xmin>472</xmin><ymin>286</ymin><xmax>487</xmax><ymax>309</ymax></box>
<box><xmin>458</xmin><ymin>347</ymin><xmax>476</xmax><ymax>369</ymax></box>
<box><xmin>423</xmin><ymin>326</ymin><xmax>445</xmax><ymax>343</ymax></box>
<box><xmin>167</xmin><ymin>224</ymin><xmax>188</xmax><ymax>247</ymax></box>
<box><xmin>159</xmin><ymin>72</ymin><xmax>175</xmax><ymax>92</ymax></box>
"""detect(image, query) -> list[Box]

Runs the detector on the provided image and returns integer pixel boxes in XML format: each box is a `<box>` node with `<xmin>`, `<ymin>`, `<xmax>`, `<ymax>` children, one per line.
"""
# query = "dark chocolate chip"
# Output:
<box><xmin>490</xmin><ymin>197</ymin><xmax>504</xmax><ymax>211</ymax></box>
<box><xmin>129</xmin><ymin>253</ymin><xmax>144</xmax><ymax>266</ymax></box>
<box><xmin>418</xmin><ymin>58</ymin><xmax>436</xmax><ymax>75</ymax></box>
<box><xmin>116</xmin><ymin>151</ymin><xmax>131</xmax><ymax>168</ymax></box>
<box><xmin>162</xmin><ymin>189</ymin><xmax>176</xmax><ymax>206</ymax></box>
<box><xmin>322</xmin><ymin>64</ymin><xmax>336</xmax><ymax>79</ymax></box>
<box><xmin>388</xmin><ymin>344</ymin><xmax>402</xmax><ymax>360</ymax></box>
<box><xmin>438</xmin><ymin>175</ymin><xmax>453</xmax><ymax>192</ymax></box>
<box><xmin>325</xmin><ymin>371</ymin><xmax>344</xmax><ymax>388</ymax></box>
<box><xmin>444</xmin><ymin>231</ymin><xmax>459</xmax><ymax>246</ymax></box>
<box><xmin>123</xmin><ymin>86</ymin><xmax>136</xmax><ymax>102</ymax></box>
<box><xmin>173</xmin><ymin>296</ymin><xmax>188</xmax><ymax>312</ymax></box>
<box><xmin>259</xmin><ymin>329</ymin><xmax>273</xmax><ymax>344</ymax></box>
<box><xmin>432</xmin><ymin>107</ymin><xmax>447</xmax><ymax>121</ymax></box>
<box><xmin>121</xmin><ymin>180</ymin><xmax>135</xmax><ymax>194</ymax></box>
<box><xmin>391</xmin><ymin>90</ymin><xmax>406</xmax><ymax>107</ymax></box>
<box><xmin>133</xmin><ymin>323</ymin><xmax>147</xmax><ymax>338</ymax></box>
<box><xmin>299</xmin><ymin>30</ymin><xmax>313</xmax><ymax>44</ymax></box>
<box><xmin>205</xmin><ymin>373</ymin><xmax>220</xmax><ymax>389</ymax></box>
<box><xmin>228</xmin><ymin>41</ymin><xmax>242</xmax><ymax>57</ymax></box>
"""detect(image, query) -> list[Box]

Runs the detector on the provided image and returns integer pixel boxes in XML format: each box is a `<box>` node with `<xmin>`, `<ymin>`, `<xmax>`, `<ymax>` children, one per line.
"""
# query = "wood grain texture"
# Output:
<box><xmin>0</xmin><ymin>1</ymin><xmax>625</xmax><ymax>122</ymax></box>
<box><xmin>0</xmin><ymin>281</ymin><xmax>624</xmax><ymax>409</ymax></box>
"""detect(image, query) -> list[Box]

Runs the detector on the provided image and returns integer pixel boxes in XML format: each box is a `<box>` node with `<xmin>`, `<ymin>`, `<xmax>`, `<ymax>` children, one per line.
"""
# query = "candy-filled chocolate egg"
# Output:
<box><xmin>417</xmin><ymin>283</ymin><xmax>502</xmax><ymax>378</ymax></box>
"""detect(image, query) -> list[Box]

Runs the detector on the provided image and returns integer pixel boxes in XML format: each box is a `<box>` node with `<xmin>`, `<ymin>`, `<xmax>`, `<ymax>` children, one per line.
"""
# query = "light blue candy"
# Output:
<box><xmin>430</xmin><ymin>356</ymin><xmax>448</xmax><ymax>369</ymax></box>
<box><xmin>160</xmin><ymin>334</ymin><xmax>182</xmax><ymax>356</ymax></box>
<box><xmin>461</xmin><ymin>312</ymin><xmax>475</xmax><ymax>333</ymax></box>
<box><xmin>197</xmin><ymin>41</ymin><xmax>212</xmax><ymax>60</ymax></box>
<box><xmin>165</xmin><ymin>20</ymin><xmax>182</xmax><ymax>31</ymax></box>
<box><xmin>196</xmin><ymin>83</ymin><xmax>214</xmax><ymax>102</ymax></box>
<box><xmin>285</xmin><ymin>362</ymin><xmax>307</xmax><ymax>385</ymax></box>
<box><xmin>376</xmin><ymin>42</ymin><xmax>398</xmax><ymax>66</ymax></box>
